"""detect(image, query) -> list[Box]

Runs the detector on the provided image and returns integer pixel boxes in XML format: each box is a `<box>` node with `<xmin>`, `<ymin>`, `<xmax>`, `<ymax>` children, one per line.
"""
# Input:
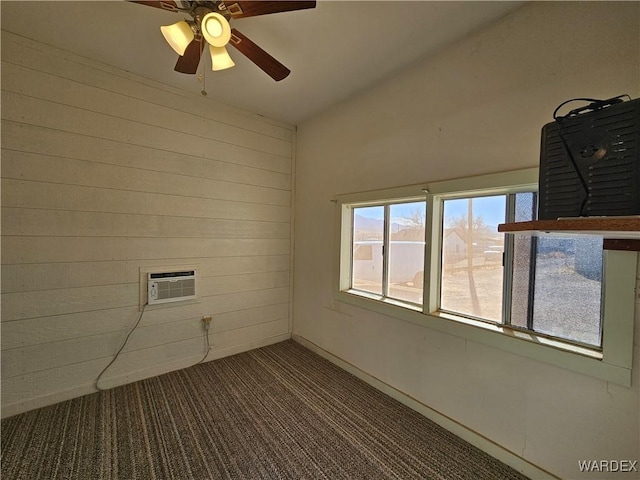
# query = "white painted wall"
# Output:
<box><xmin>293</xmin><ymin>3</ymin><xmax>640</xmax><ymax>479</ymax></box>
<box><xmin>1</xmin><ymin>32</ymin><xmax>294</xmax><ymax>417</ymax></box>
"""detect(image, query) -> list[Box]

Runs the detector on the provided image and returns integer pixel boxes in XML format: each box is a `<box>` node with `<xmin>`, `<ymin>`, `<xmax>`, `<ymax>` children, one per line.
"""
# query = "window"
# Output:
<box><xmin>441</xmin><ymin>195</ymin><xmax>506</xmax><ymax>323</ymax></box>
<box><xmin>335</xmin><ymin>169</ymin><xmax>636</xmax><ymax>385</ymax></box>
<box><xmin>440</xmin><ymin>192</ymin><xmax>603</xmax><ymax>348</ymax></box>
<box><xmin>350</xmin><ymin>201</ymin><xmax>426</xmax><ymax>305</ymax></box>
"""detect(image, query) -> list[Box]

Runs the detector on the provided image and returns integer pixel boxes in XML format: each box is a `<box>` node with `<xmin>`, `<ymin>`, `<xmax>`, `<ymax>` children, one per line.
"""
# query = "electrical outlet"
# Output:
<box><xmin>202</xmin><ymin>316</ymin><xmax>212</xmax><ymax>330</ymax></box>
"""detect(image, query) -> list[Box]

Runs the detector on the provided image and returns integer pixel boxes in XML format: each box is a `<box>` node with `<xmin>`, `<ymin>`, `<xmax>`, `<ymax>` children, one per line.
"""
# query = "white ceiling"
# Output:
<box><xmin>1</xmin><ymin>0</ymin><xmax>524</xmax><ymax>125</ymax></box>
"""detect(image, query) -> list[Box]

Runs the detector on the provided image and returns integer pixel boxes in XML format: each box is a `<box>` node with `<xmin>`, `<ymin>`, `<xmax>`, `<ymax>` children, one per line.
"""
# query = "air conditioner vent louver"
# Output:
<box><xmin>148</xmin><ymin>270</ymin><xmax>196</xmax><ymax>305</ymax></box>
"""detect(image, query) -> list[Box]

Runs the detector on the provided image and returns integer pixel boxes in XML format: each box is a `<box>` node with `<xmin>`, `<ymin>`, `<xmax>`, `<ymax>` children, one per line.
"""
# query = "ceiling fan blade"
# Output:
<box><xmin>174</xmin><ymin>39</ymin><xmax>204</xmax><ymax>74</ymax></box>
<box><xmin>229</xmin><ymin>29</ymin><xmax>290</xmax><ymax>81</ymax></box>
<box><xmin>222</xmin><ymin>1</ymin><xmax>316</xmax><ymax>19</ymax></box>
<box><xmin>128</xmin><ymin>1</ymin><xmax>180</xmax><ymax>12</ymax></box>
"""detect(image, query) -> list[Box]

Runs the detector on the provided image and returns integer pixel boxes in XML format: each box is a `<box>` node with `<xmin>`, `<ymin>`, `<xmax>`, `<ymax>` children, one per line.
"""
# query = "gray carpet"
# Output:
<box><xmin>1</xmin><ymin>340</ymin><xmax>529</xmax><ymax>479</ymax></box>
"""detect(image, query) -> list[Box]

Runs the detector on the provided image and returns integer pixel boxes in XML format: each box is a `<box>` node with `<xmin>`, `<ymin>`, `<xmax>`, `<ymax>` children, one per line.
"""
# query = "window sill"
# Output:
<box><xmin>433</xmin><ymin>311</ymin><xmax>602</xmax><ymax>360</ymax></box>
<box><xmin>344</xmin><ymin>289</ymin><xmax>423</xmax><ymax>312</ymax></box>
<box><xmin>334</xmin><ymin>289</ymin><xmax>630</xmax><ymax>386</ymax></box>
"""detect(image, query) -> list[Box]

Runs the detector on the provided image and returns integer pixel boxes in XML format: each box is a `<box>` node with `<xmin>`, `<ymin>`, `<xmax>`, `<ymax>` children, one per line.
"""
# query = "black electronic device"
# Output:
<box><xmin>538</xmin><ymin>95</ymin><xmax>640</xmax><ymax>220</ymax></box>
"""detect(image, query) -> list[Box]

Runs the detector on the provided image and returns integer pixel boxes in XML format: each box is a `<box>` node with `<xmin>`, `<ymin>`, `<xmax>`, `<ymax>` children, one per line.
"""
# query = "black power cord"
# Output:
<box><xmin>552</xmin><ymin>94</ymin><xmax>629</xmax><ymax>121</ymax></box>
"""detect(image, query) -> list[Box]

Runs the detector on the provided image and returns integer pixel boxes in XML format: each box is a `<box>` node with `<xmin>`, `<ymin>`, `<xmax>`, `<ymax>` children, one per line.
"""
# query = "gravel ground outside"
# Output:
<box><xmin>356</xmin><ymin>254</ymin><xmax>602</xmax><ymax>347</ymax></box>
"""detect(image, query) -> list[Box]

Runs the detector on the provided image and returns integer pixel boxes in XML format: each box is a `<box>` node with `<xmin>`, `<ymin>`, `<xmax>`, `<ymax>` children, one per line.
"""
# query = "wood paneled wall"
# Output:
<box><xmin>1</xmin><ymin>31</ymin><xmax>295</xmax><ymax>417</ymax></box>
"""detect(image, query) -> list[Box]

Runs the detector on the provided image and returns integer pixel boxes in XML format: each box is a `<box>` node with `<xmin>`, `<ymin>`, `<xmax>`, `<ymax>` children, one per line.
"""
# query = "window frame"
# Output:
<box><xmin>349</xmin><ymin>199</ymin><xmax>427</xmax><ymax>307</ymax></box>
<box><xmin>334</xmin><ymin>168</ymin><xmax>637</xmax><ymax>386</ymax></box>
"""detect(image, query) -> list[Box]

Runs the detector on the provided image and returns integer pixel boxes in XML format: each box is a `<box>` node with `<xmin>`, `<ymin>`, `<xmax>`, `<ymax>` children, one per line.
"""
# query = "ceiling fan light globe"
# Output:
<box><xmin>209</xmin><ymin>45</ymin><xmax>235</xmax><ymax>71</ymax></box>
<box><xmin>160</xmin><ymin>21</ymin><xmax>194</xmax><ymax>56</ymax></box>
<box><xmin>201</xmin><ymin>12</ymin><xmax>231</xmax><ymax>47</ymax></box>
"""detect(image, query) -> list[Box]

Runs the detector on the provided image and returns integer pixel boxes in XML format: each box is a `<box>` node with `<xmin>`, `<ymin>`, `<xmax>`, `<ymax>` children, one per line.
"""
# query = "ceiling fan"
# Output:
<box><xmin>131</xmin><ymin>1</ymin><xmax>316</xmax><ymax>81</ymax></box>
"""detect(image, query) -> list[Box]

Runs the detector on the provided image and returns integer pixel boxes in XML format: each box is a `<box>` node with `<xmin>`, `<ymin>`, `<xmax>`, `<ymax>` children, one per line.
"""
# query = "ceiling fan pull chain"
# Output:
<box><xmin>198</xmin><ymin>38</ymin><xmax>208</xmax><ymax>96</ymax></box>
<box><xmin>200</xmin><ymin>69</ymin><xmax>207</xmax><ymax>96</ymax></box>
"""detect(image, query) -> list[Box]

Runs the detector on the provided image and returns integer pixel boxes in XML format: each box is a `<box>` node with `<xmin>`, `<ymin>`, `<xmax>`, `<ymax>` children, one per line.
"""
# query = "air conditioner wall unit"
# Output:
<box><xmin>147</xmin><ymin>270</ymin><xmax>196</xmax><ymax>305</ymax></box>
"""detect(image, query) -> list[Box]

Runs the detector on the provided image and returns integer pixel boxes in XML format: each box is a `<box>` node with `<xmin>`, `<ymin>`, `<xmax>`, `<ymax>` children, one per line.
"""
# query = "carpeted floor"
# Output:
<box><xmin>1</xmin><ymin>340</ymin><xmax>529</xmax><ymax>480</ymax></box>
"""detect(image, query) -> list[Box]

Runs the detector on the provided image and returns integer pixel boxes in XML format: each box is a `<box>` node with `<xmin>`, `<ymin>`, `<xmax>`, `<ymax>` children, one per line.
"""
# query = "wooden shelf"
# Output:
<box><xmin>497</xmin><ymin>217</ymin><xmax>640</xmax><ymax>251</ymax></box>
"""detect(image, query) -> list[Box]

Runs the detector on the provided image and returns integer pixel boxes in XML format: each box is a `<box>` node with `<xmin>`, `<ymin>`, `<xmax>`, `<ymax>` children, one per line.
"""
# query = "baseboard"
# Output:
<box><xmin>2</xmin><ymin>333</ymin><xmax>291</xmax><ymax>419</ymax></box>
<box><xmin>205</xmin><ymin>333</ymin><xmax>292</xmax><ymax>362</ymax></box>
<box><xmin>2</xmin><ymin>383</ymin><xmax>95</xmax><ymax>419</ymax></box>
<box><xmin>292</xmin><ymin>334</ymin><xmax>558</xmax><ymax>480</ymax></box>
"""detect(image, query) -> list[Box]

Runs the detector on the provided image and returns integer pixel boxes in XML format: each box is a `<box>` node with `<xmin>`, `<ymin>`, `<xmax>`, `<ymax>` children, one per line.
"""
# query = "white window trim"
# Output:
<box><xmin>334</xmin><ymin>168</ymin><xmax>637</xmax><ymax>386</ymax></box>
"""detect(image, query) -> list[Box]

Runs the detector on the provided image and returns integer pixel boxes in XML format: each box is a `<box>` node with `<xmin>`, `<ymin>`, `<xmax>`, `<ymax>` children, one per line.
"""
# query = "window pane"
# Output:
<box><xmin>531</xmin><ymin>237</ymin><xmax>603</xmax><ymax>346</ymax></box>
<box><xmin>508</xmin><ymin>191</ymin><xmax>603</xmax><ymax>347</ymax></box>
<box><xmin>510</xmin><ymin>192</ymin><xmax>537</xmax><ymax>329</ymax></box>
<box><xmin>440</xmin><ymin>196</ymin><xmax>506</xmax><ymax>322</ymax></box>
<box><xmin>352</xmin><ymin>206</ymin><xmax>384</xmax><ymax>295</ymax></box>
<box><xmin>387</xmin><ymin>202</ymin><xmax>426</xmax><ymax>304</ymax></box>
